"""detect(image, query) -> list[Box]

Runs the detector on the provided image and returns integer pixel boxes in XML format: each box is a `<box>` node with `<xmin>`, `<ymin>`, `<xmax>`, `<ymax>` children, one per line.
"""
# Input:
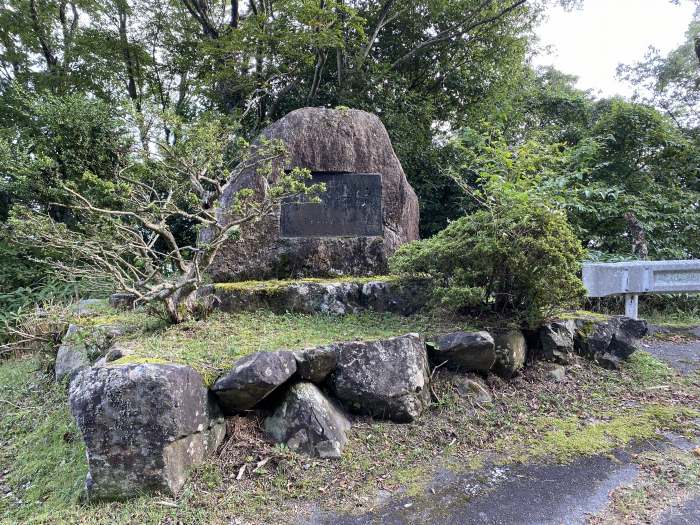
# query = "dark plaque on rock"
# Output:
<box><xmin>281</xmin><ymin>172</ymin><xmax>383</xmax><ymax>238</ymax></box>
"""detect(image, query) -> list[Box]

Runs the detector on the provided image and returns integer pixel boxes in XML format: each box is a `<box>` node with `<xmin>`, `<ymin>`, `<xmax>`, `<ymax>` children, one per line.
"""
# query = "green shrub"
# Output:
<box><xmin>390</xmin><ymin>177</ymin><xmax>586</xmax><ymax>325</ymax></box>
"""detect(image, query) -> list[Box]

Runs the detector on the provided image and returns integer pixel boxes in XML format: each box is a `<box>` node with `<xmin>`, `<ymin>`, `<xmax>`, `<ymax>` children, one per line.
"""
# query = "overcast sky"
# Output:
<box><xmin>534</xmin><ymin>0</ymin><xmax>697</xmax><ymax>98</ymax></box>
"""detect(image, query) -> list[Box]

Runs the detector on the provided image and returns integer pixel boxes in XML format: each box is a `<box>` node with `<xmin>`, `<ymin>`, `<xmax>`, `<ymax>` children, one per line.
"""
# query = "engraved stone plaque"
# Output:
<box><xmin>280</xmin><ymin>172</ymin><xmax>383</xmax><ymax>238</ymax></box>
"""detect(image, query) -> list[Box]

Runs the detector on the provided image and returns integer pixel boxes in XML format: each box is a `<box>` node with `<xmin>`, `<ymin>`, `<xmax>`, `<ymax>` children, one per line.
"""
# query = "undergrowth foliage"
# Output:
<box><xmin>390</xmin><ymin>175</ymin><xmax>586</xmax><ymax>325</ymax></box>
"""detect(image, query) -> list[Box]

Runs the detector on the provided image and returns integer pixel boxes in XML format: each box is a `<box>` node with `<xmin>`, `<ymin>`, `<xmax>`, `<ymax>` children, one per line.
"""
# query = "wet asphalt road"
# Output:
<box><xmin>312</xmin><ymin>450</ymin><xmax>641</xmax><ymax>525</ymax></box>
<box><xmin>643</xmin><ymin>328</ymin><xmax>700</xmax><ymax>376</ymax></box>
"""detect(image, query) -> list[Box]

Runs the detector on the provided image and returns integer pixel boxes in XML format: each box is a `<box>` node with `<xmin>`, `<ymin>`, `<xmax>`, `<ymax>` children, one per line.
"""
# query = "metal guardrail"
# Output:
<box><xmin>582</xmin><ymin>260</ymin><xmax>700</xmax><ymax>319</ymax></box>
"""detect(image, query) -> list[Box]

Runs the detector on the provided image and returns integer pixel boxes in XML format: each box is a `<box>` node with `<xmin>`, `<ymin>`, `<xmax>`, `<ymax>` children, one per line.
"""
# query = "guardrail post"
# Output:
<box><xmin>625</xmin><ymin>294</ymin><xmax>639</xmax><ymax>320</ymax></box>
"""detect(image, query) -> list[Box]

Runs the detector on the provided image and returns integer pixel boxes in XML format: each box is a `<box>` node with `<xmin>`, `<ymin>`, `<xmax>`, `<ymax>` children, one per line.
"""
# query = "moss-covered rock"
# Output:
<box><xmin>69</xmin><ymin>364</ymin><xmax>225</xmax><ymax>500</ymax></box>
<box><xmin>327</xmin><ymin>333</ymin><xmax>430</xmax><ymax>423</ymax></box>
<box><xmin>208</xmin><ymin>276</ymin><xmax>431</xmax><ymax>316</ymax></box>
<box><xmin>492</xmin><ymin>330</ymin><xmax>528</xmax><ymax>378</ymax></box>
<box><xmin>55</xmin><ymin>324</ymin><xmax>118</xmax><ymax>382</ymax></box>
<box><xmin>571</xmin><ymin>315</ymin><xmax>648</xmax><ymax>368</ymax></box>
<box><xmin>264</xmin><ymin>382</ymin><xmax>351</xmax><ymax>458</ymax></box>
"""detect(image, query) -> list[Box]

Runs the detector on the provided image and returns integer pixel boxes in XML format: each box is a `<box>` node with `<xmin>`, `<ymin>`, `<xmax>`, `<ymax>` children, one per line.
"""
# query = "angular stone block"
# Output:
<box><xmin>212</xmin><ymin>351</ymin><xmax>297</xmax><ymax>414</ymax></box>
<box><xmin>293</xmin><ymin>346</ymin><xmax>338</xmax><ymax>383</ymax></box>
<box><xmin>69</xmin><ymin>364</ymin><xmax>225</xmax><ymax>500</ymax></box>
<box><xmin>55</xmin><ymin>324</ymin><xmax>112</xmax><ymax>382</ymax></box>
<box><xmin>326</xmin><ymin>333</ymin><xmax>430</xmax><ymax>423</ymax></box>
<box><xmin>493</xmin><ymin>330</ymin><xmax>528</xmax><ymax>378</ymax></box>
<box><xmin>428</xmin><ymin>331</ymin><xmax>496</xmax><ymax>372</ymax></box>
<box><xmin>538</xmin><ymin>320</ymin><xmax>576</xmax><ymax>364</ymax></box>
<box><xmin>610</xmin><ymin>317</ymin><xmax>648</xmax><ymax>359</ymax></box>
<box><xmin>572</xmin><ymin>315</ymin><xmax>648</xmax><ymax>366</ymax></box>
<box><xmin>265</xmin><ymin>382</ymin><xmax>351</xmax><ymax>458</ymax></box>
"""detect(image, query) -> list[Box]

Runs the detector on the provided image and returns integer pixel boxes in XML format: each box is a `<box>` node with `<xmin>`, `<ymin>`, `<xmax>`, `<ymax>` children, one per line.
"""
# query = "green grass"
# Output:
<box><xmin>625</xmin><ymin>351</ymin><xmax>675</xmax><ymax>386</ymax></box>
<box><xmin>643</xmin><ymin>308</ymin><xmax>700</xmax><ymax>329</ymax></box>
<box><xmin>0</xmin><ymin>357</ymin><xmax>87</xmax><ymax>524</ymax></box>
<box><xmin>115</xmin><ymin>310</ymin><xmax>474</xmax><ymax>385</ymax></box>
<box><xmin>72</xmin><ymin>305</ymin><xmax>164</xmax><ymax>332</ymax></box>
<box><xmin>639</xmin><ymin>294</ymin><xmax>700</xmax><ymax>329</ymax></box>
<box><xmin>1</xmin><ymin>350</ymin><xmax>698</xmax><ymax>524</ymax></box>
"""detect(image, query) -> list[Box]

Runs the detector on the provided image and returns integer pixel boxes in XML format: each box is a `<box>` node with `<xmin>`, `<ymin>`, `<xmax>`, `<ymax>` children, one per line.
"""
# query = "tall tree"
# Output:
<box><xmin>618</xmin><ymin>7</ymin><xmax>700</xmax><ymax>129</ymax></box>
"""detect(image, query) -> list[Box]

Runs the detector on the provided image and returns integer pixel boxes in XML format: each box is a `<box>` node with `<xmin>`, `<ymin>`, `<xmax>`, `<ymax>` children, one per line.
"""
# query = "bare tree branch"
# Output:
<box><xmin>391</xmin><ymin>0</ymin><xmax>526</xmax><ymax>69</ymax></box>
<box><xmin>12</xmin><ymin>115</ymin><xmax>323</xmax><ymax>324</ymax></box>
<box><xmin>358</xmin><ymin>0</ymin><xmax>397</xmax><ymax>66</ymax></box>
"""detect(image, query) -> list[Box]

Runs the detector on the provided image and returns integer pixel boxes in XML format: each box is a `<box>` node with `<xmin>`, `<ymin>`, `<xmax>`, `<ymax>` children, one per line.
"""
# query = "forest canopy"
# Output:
<box><xmin>1</xmin><ymin>0</ymin><xmax>700</xmax><ymax>314</ymax></box>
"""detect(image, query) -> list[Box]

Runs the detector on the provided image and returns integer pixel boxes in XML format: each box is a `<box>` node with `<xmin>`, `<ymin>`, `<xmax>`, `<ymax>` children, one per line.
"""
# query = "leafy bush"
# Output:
<box><xmin>390</xmin><ymin>176</ymin><xmax>586</xmax><ymax>325</ymax></box>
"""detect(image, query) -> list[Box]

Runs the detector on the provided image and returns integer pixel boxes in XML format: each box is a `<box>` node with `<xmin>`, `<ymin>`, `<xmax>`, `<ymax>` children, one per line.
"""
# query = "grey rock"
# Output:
<box><xmin>55</xmin><ymin>342</ymin><xmax>90</xmax><ymax>382</ymax></box>
<box><xmin>69</xmin><ymin>364</ymin><xmax>225</xmax><ymax>500</ymax></box>
<box><xmin>55</xmin><ymin>325</ymin><xmax>96</xmax><ymax>382</ymax></box>
<box><xmin>359</xmin><ymin>278</ymin><xmax>432</xmax><ymax>316</ymax></box>
<box><xmin>73</xmin><ymin>299</ymin><xmax>105</xmax><ymax>316</ymax></box>
<box><xmin>212</xmin><ymin>278</ymin><xmax>431</xmax><ymax>317</ymax></box>
<box><xmin>55</xmin><ymin>324</ymin><xmax>124</xmax><ymax>382</ymax></box>
<box><xmin>212</xmin><ymin>351</ymin><xmax>297</xmax><ymax>414</ymax></box>
<box><xmin>573</xmin><ymin>315</ymin><xmax>648</xmax><ymax>365</ymax></box>
<box><xmin>451</xmin><ymin>375</ymin><xmax>493</xmax><ymax>405</ymax></box>
<box><xmin>539</xmin><ymin>320</ymin><xmax>576</xmax><ymax>364</ymax></box>
<box><xmin>326</xmin><ymin>334</ymin><xmax>430</xmax><ymax>423</ymax></box>
<box><xmin>108</xmin><ymin>293</ymin><xmax>137</xmax><ymax>310</ymax></box>
<box><xmin>546</xmin><ymin>364</ymin><xmax>567</xmax><ymax>382</ymax></box>
<box><xmin>284</xmin><ymin>282</ymin><xmax>362</xmax><ymax>315</ymax></box>
<box><xmin>264</xmin><ymin>382</ymin><xmax>351</xmax><ymax>458</ymax></box>
<box><xmin>60</xmin><ymin>323</ymin><xmax>81</xmax><ymax>342</ymax></box>
<box><xmin>207</xmin><ymin>107</ymin><xmax>420</xmax><ymax>281</ymax></box>
<box><xmin>493</xmin><ymin>330</ymin><xmax>527</xmax><ymax>378</ymax></box>
<box><xmin>104</xmin><ymin>343</ymin><xmax>133</xmax><ymax>363</ymax></box>
<box><xmin>610</xmin><ymin>317</ymin><xmax>648</xmax><ymax>359</ymax></box>
<box><xmin>573</xmin><ymin>318</ymin><xmax>616</xmax><ymax>359</ymax></box>
<box><xmin>428</xmin><ymin>331</ymin><xmax>496</xmax><ymax>372</ymax></box>
<box><xmin>293</xmin><ymin>346</ymin><xmax>337</xmax><ymax>383</ymax></box>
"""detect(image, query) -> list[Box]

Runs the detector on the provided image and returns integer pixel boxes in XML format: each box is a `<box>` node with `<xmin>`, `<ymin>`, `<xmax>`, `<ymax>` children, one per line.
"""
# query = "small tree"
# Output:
<box><xmin>390</xmin><ymin>172</ymin><xmax>586</xmax><ymax>325</ymax></box>
<box><xmin>8</xmin><ymin>112</ymin><xmax>323</xmax><ymax>323</ymax></box>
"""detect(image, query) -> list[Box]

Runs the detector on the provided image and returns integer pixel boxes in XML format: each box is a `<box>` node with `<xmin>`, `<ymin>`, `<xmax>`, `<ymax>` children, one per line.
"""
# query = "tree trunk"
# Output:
<box><xmin>624</xmin><ymin>212</ymin><xmax>648</xmax><ymax>260</ymax></box>
<box><xmin>163</xmin><ymin>282</ymin><xmax>198</xmax><ymax>324</ymax></box>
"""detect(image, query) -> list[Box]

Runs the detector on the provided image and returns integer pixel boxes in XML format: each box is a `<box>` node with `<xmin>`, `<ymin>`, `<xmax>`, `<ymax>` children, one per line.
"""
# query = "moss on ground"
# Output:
<box><xmin>214</xmin><ymin>275</ymin><xmax>399</xmax><ymax>292</ymax></box>
<box><xmin>522</xmin><ymin>405</ymin><xmax>697</xmax><ymax>463</ymax></box>
<box><xmin>556</xmin><ymin>309</ymin><xmax>611</xmax><ymax>322</ymax></box>
<box><xmin>591</xmin><ymin>447</ymin><xmax>700</xmax><ymax>523</ymax></box>
<box><xmin>114</xmin><ymin>310</ymin><xmax>474</xmax><ymax>385</ymax></box>
<box><xmin>625</xmin><ymin>350</ymin><xmax>675</xmax><ymax>385</ymax></box>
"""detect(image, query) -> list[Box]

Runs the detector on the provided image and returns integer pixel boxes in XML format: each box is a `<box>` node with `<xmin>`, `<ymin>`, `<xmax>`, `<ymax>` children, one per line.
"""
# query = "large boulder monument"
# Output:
<box><xmin>208</xmin><ymin>107</ymin><xmax>420</xmax><ymax>281</ymax></box>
